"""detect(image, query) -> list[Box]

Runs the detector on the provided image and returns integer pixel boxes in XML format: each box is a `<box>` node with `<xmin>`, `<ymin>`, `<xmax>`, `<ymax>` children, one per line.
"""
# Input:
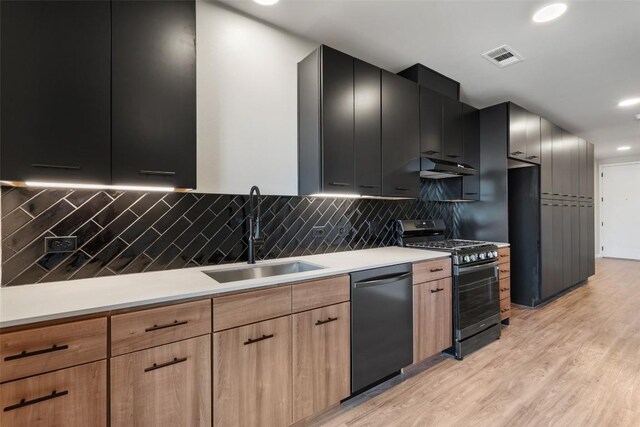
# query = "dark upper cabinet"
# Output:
<box><xmin>566</xmin><ymin>131</ymin><xmax>580</xmax><ymax>198</ymax></box>
<box><xmin>508</xmin><ymin>103</ymin><xmax>540</xmax><ymax>164</ymax></box>
<box><xmin>461</xmin><ymin>104</ymin><xmax>480</xmax><ymax>200</ymax></box>
<box><xmin>354</xmin><ymin>59</ymin><xmax>382</xmax><ymax>196</ymax></box>
<box><xmin>0</xmin><ymin>1</ymin><xmax>111</xmax><ymax>184</ymax></box>
<box><xmin>525</xmin><ymin>112</ymin><xmax>541</xmax><ymax>164</ymax></box>
<box><xmin>551</xmin><ymin>124</ymin><xmax>564</xmax><ymax>197</ymax></box>
<box><xmin>578</xmin><ymin>139</ymin><xmax>588</xmax><ymax>199</ymax></box>
<box><xmin>442</xmin><ymin>98</ymin><xmax>464</xmax><ymax>161</ymax></box>
<box><xmin>111</xmin><ymin>0</ymin><xmax>196</xmax><ymax>189</ymax></box>
<box><xmin>419</xmin><ymin>88</ymin><xmax>444</xmax><ymax>159</ymax></box>
<box><xmin>419</xmin><ymin>88</ymin><xmax>463</xmax><ymax>161</ymax></box>
<box><xmin>381</xmin><ymin>71</ymin><xmax>420</xmax><ymax>197</ymax></box>
<box><xmin>508</xmin><ymin>103</ymin><xmax>528</xmax><ymax>159</ymax></box>
<box><xmin>540</xmin><ymin>118</ymin><xmax>553</xmax><ymax>195</ymax></box>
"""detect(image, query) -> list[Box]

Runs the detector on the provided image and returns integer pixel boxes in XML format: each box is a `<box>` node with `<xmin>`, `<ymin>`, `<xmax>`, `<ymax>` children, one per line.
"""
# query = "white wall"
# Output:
<box><xmin>595</xmin><ymin>154</ymin><xmax>640</xmax><ymax>257</ymax></box>
<box><xmin>196</xmin><ymin>1</ymin><xmax>317</xmax><ymax>195</ymax></box>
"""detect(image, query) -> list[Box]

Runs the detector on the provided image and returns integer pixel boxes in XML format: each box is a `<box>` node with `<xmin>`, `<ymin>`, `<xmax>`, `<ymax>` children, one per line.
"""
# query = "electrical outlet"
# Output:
<box><xmin>338</xmin><ymin>226</ymin><xmax>350</xmax><ymax>237</ymax></box>
<box><xmin>45</xmin><ymin>236</ymin><xmax>77</xmax><ymax>254</ymax></box>
<box><xmin>312</xmin><ymin>226</ymin><xmax>325</xmax><ymax>237</ymax></box>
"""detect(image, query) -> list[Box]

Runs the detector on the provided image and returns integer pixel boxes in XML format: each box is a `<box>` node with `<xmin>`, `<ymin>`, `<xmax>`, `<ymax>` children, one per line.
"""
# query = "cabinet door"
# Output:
<box><xmin>419</xmin><ymin>87</ymin><xmax>443</xmax><ymax>159</ymax></box>
<box><xmin>1</xmin><ymin>361</ymin><xmax>106</xmax><ymax>427</ymax></box>
<box><xmin>0</xmin><ymin>1</ymin><xmax>111</xmax><ymax>184</ymax></box>
<box><xmin>562</xmin><ymin>204</ymin><xmax>572</xmax><ymax>290</ymax></box>
<box><xmin>292</xmin><ymin>303</ymin><xmax>350</xmax><ymax>423</ymax></box>
<box><xmin>382</xmin><ymin>71</ymin><xmax>420</xmax><ymax>197</ymax></box>
<box><xmin>321</xmin><ymin>46</ymin><xmax>355</xmax><ymax>193</ymax></box>
<box><xmin>579</xmin><ymin>204</ymin><xmax>589</xmax><ymax>281</ymax></box>
<box><xmin>112</xmin><ymin>0</ymin><xmax>196</xmax><ymax>189</ymax></box>
<box><xmin>579</xmin><ymin>139</ymin><xmax>588</xmax><ymax>199</ymax></box>
<box><xmin>540</xmin><ymin>118</ymin><xmax>553</xmax><ymax>195</ymax></box>
<box><xmin>442</xmin><ymin>97</ymin><xmax>464</xmax><ymax>161</ymax></box>
<box><xmin>354</xmin><ymin>59</ymin><xmax>381</xmax><ymax>196</ymax></box>
<box><xmin>214</xmin><ymin>316</ymin><xmax>292</xmax><ymax>427</ymax></box>
<box><xmin>508</xmin><ymin>103</ymin><xmax>527</xmax><ymax>159</ymax></box>
<box><xmin>567</xmin><ymin>132</ymin><xmax>580</xmax><ymax>198</ymax></box>
<box><xmin>110</xmin><ymin>335</ymin><xmax>211</xmax><ymax>427</ymax></box>
<box><xmin>552</xmin><ymin>203</ymin><xmax>564</xmax><ymax>297</ymax></box>
<box><xmin>587</xmin><ymin>142</ymin><xmax>595</xmax><ymax>200</ymax></box>
<box><xmin>413</xmin><ymin>278</ymin><xmax>452</xmax><ymax>363</ymax></box>
<box><xmin>587</xmin><ymin>204</ymin><xmax>595</xmax><ymax>276</ymax></box>
<box><xmin>551</xmin><ymin>125</ymin><xmax>564</xmax><ymax>197</ymax></box>
<box><xmin>571</xmin><ymin>204</ymin><xmax>580</xmax><ymax>285</ymax></box>
<box><xmin>462</xmin><ymin>104</ymin><xmax>480</xmax><ymax>200</ymax></box>
<box><xmin>540</xmin><ymin>203</ymin><xmax>555</xmax><ymax>300</ymax></box>
<box><xmin>525</xmin><ymin>112</ymin><xmax>541</xmax><ymax>163</ymax></box>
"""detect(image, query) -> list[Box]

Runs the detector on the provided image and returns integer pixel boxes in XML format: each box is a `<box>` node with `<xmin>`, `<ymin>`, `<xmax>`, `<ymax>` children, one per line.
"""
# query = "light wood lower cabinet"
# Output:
<box><xmin>413</xmin><ymin>277</ymin><xmax>452</xmax><ymax>363</ymax></box>
<box><xmin>0</xmin><ymin>360</ymin><xmax>107</xmax><ymax>427</ymax></box>
<box><xmin>213</xmin><ymin>315</ymin><xmax>292</xmax><ymax>427</ymax></box>
<box><xmin>292</xmin><ymin>302</ymin><xmax>350</xmax><ymax>423</ymax></box>
<box><xmin>110</xmin><ymin>335</ymin><xmax>211</xmax><ymax>427</ymax></box>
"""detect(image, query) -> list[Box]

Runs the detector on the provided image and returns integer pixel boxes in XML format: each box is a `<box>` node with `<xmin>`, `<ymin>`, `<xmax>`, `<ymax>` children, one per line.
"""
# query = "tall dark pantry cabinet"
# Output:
<box><xmin>474</xmin><ymin>103</ymin><xmax>595</xmax><ymax>307</ymax></box>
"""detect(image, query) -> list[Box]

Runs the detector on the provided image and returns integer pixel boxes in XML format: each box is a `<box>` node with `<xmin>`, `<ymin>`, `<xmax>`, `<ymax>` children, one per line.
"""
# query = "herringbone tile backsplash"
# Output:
<box><xmin>1</xmin><ymin>183</ymin><xmax>459</xmax><ymax>286</ymax></box>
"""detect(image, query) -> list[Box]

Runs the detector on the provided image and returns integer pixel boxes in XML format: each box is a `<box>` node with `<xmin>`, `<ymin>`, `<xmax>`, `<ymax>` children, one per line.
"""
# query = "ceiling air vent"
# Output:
<box><xmin>482</xmin><ymin>45</ymin><xmax>524</xmax><ymax>68</ymax></box>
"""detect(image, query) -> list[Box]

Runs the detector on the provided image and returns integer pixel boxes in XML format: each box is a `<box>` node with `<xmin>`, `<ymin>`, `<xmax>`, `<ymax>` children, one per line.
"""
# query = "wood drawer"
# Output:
<box><xmin>291</xmin><ymin>275</ymin><xmax>350</xmax><ymax>313</ymax></box>
<box><xmin>111</xmin><ymin>300</ymin><xmax>211</xmax><ymax>356</ymax></box>
<box><xmin>0</xmin><ymin>360</ymin><xmax>107</xmax><ymax>427</ymax></box>
<box><xmin>213</xmin><ymin>286</ymin><xmax>291</xmax><ymax>332</ymax></box>
<box><xmin>413</xmin><ymin>258</ymin><xmax>451</xmax><ymax>285</ymax></box>
<box><xmin>499</xmin><ymin>277</ymin><xmax>511</xmax><ymax>301</ymax></box>
<box><xmin>0</xmin><ymin>318</ymin><xmax>107</xmax><ymax>383</ymax></box>
<box><xmin>500</xmin><ymin>297</ymin><xmax>511</xmax><ymax>320</ymax></box>
<box><xmin>498</xmin><ymin>247</ymin><xmax>510</xmax><ymax>264</ymax></box>
<box><xmin>110</xmin><ymin>335</ymin><xmax>211</xmax><ymax>427</ymax></box>
<box><xmin>499</xmin><ymin>264</ymin><xmax>511</xmax><ymax>279</ymax></box>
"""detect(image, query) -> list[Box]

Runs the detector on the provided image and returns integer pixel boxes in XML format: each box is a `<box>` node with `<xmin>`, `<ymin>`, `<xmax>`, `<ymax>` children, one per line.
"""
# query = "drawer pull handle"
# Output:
<box><xmin>359</xmin><ymin>184</ymin><xmax>379</xmax><ymax>189</ymax></box>
<box><xmin>4</xmin><ymin>390</ymin><xmax>68</xmax><ymax>412</ymax></box>
<box><xmin>501</xmin><ymin>269</ymin><xmax>510</xmax><ymax>273</ymax></box>
<box><xmin>499</xmin><ymin>254</ymin><xmax>508</xmax><ymax>258</ymax></box>
<box><xmin>4</xmin><ymin>344</ymin><xmax>69</xmax><ymax>361</ymax></box>
<box><xmin>329</xmin><ymin>182</ymin><xmax>351</xmax><ymax>187</ymax></box>
<box><xmin>500</xmin><ymin>287</ymin><xmax>510</xmax><ymax>292</ymax></box>
<box><xmin>422</xmin><ymin>150</ymin><xmax>439</xmax><ymax>155</ymax></box>
<box><xmin>395</xmin><ymin>187</ymin><xmax>410</xmax><ymax>191</ymax></box>
<box><xmin>501</xmin><ymin>308</ymin><xmax>510</xmax><ymax>313</ymax></box>
<box><xmin>430</xmin><ymin>288</ymin><xmax>445</xmax><ymax>293</ymax></box>
<box><xmin>139</xmin><ymin>170</ymin><xmax>176</xmax><ymax>176</ymax></box>
<box><xmin>145</xmin><ymin>320</ymin><xmax>189</xmax><ymax>332</ymax></box>
<box><xmin>244</xmin><ymin>334</ymin><xmax>274</xmax><ymax>345</ymax></box>
<box><xmin>145</xmin><ymin>357</ymin><xmax>187</xmax><ymax>372</ymax></box>
<box><xmin>32</xmin><ymin>163</ymin><xmax>80</xmax><ymax>170</ymax></box>
<box><xmin>315</xmin><ymin>317</ymin><xmax>338</xmax><ymax>326</ymax></box>
<box><xmin>511</xmin><ymin>151</ymin><xmax>524</xmax><ymax>155</ymax></box>
<box><xmin>430</xmin><ymin>267</ymin><xmax>444</xmax><ymax>273</ymax></box>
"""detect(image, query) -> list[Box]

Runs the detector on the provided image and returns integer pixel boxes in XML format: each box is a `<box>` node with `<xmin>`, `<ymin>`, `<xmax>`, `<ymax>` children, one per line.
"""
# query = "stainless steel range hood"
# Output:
<box><xmin>420</xmin><ymin>157</ymin><xmax>477</xmax><ymax>179</ymax></box>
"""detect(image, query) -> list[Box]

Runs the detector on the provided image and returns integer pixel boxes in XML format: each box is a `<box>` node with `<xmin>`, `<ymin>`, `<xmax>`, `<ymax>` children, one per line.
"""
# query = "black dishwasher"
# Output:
<box><xmin>350</xmin><ymin>263</ymin><xmax>413</xmax><ymax>394</ymax></box>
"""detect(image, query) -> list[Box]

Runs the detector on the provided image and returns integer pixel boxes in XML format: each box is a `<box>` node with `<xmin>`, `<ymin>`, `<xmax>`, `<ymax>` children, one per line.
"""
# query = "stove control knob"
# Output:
<box><xmin>478</xmin><ymin>253</ymin><xmax>486</xmax><ymax>260</ymax></box>
<box><xmin>463</xmin><ymin>255</ymin><xmax>471</xmax><ymax>263</ymax></box>
<box><xmin>470</xmin><ymin>254</ymin><xmax>478</xmax><ymax>262</ymax></box>
<box><xmin>487</xmin><ymin>252</ymin><xmax>495</xmax><ymax>258</ymax></box>
<box><xmin>493</xmin><ymin>251</ymin><xmax>499</xmax><ymax>258</ymax></box>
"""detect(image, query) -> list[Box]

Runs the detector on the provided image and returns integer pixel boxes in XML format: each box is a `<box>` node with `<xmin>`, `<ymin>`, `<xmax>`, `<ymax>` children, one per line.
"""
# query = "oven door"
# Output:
<box><xmin>454</xmin><ymin>261</ymin><xmax>501</xmax><ymax>341</ymax></box>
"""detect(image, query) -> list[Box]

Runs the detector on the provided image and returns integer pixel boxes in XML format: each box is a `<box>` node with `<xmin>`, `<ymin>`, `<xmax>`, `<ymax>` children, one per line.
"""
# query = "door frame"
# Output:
<box><xmin>599</xmin><ymin>160</ymin><xmax>640</xmax><ymax>259</ymax></box>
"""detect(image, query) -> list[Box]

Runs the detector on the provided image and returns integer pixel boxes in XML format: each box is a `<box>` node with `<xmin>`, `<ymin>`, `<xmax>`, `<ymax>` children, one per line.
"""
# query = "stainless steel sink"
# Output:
<box><xmin>203</xmin><ymin>261</ymin><xmax>325</xmax><ymax>283</ymax></box>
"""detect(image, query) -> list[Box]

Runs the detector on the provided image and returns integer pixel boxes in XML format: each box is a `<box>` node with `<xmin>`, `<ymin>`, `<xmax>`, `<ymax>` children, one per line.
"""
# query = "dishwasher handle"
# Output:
<box><xmin>353</xmin><ymin>271</ymin><xmax>412</xmax><ymax>289</ymax></box>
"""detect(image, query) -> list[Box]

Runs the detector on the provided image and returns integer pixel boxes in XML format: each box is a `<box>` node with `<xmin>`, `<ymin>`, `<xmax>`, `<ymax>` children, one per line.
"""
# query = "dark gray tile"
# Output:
<box><xmin>83</xmin><ymin>210</ymin><xmax>137</xmax><ymax>256</ymax></box>
<box><xmin>65</xmin><ymin>190</ymin><xmax>101</xmax><ymax>208</ymax></box>
<box><xmin>94</xmin><ymin>192</ymin><xmax>142</xmax><ymax>227</ymax></box>
<box><xmin>1</xmin><ymin>187</ymin><xmax>43</xmax><ymax>216</ymax></box>
<box><xmin>2</xmin><ymin>233</ymin><xmax>54</xmax><ymax>284</ymax></box>
<box><xmin>42</xmin><ymin>251</ymin><xmax>93</xmax><ymax>283</ymax></box>
<box><xmin>20</xmin><ymin>189</ymin><xmax>71</xmax><ymax>217</ymax></box>
<box><xmin>108</xmin><ymin>229</ymin><xmax>160</xmax><ymax>273</ymax></box>
<box><xmin>71</xmin><ymin>238</ymin><xmax>128</xmax><ymax>280</ymax></box>
<box><xmin>1</xmin><ymin>208</ymin><xmax>32</xmax><ymax>238</ymax></box>
<box><xmin>145</xmin><ymin>216</ymin><xmax>190</xmax><ymax>259</ymax></box>
<box><xmin>130</xmin><ymin>193</ymin><xmax>164</xmax><ymax>216</ymax></box>
<box><xmin>4</xmin><ymin>200</ymin><xmax>75</xmax><ymax>252</ymax></box>
<box><xmin>6</xmin><ymin>264</ymin><xmax>48</xmax><ymax>286</ymax></box>
<box><xmin>51</xmin><ymin>192</ymin><xmax>112</xmax><ymax>236</ymax></box>
<box><xmin>120</xmin><ymin>202</ymin><xmax>170</xmax><ymax>244</ymax></box>
<box><xmin>152</xmin><ymin>193</ymin><xmax>198</xmax><ymax>233</ymax></box>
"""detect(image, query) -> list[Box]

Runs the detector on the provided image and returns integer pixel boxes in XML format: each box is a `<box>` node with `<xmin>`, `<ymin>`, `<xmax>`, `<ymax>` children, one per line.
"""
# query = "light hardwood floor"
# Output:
<box><xmin>312</xmin><ymin>258</ymin><xmax>640</xmax><ymax>427</ymax></box>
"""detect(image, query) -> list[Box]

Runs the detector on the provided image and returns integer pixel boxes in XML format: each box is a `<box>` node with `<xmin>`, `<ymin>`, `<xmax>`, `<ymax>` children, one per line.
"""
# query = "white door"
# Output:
<box><xmin>601</xmin><ymin>163</ymin><xmax>640</xmax><ymax>260</ymax></box>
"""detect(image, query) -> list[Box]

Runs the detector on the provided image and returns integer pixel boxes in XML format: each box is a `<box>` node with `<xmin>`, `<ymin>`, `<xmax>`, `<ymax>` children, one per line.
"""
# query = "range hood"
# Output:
<box><xmin>420</xmin><ymin>157</ymin><xmax>477</xmax><ymax>179</ymax></box>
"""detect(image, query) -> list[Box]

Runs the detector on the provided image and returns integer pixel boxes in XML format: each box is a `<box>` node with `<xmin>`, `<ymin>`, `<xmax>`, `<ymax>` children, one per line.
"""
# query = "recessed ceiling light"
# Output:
<box><xmin>635</xmin><ymin>114</ymin><xmax>640</xmax><ymax>120</ymax></box>
<box><xmin>253</xmin><ymin>0</ymin><xmax>279</xmax><ymax>5</ymax></box>
<box><xmin>617</xmin><ymin>146</ymin><xmax>631</xmax><ymax>151</ymax></box>
<box><xmin>533</xmin><ymin>3</ymin><xmax>568</xmax><ymax>23</ymax></box>
<box><xmin>618</xmin><ymin>97</ymin><xmax>640</xmax><ymax>107</ymax></box>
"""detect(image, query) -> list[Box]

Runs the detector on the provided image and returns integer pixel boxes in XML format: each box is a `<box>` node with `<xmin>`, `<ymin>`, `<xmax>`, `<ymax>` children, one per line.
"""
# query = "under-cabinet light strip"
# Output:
<box><xmin>21</xmin><ymin>181</ymin><xmax>177</xmax><ymax>192</ymax></box>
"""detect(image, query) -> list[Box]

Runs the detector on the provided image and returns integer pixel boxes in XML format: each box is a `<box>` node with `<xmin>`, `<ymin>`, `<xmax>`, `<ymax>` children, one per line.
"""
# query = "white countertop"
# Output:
<box><xmin>0</xmin><ymin>247</ymin><xmax>452</xmax><ymax>328</ymax></box>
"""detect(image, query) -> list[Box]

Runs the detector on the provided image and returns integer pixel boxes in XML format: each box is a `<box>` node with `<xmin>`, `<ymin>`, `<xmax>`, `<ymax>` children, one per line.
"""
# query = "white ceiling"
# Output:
<box><xmin>221</xmin><ymin>0</ymin><xmax>640</xmax><ymax>159</ymax></box>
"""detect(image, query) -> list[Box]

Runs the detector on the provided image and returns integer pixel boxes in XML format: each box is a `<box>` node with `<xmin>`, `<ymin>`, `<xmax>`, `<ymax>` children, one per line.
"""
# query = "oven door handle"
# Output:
<box><xmin>455</xmin><ymin>261</ymin><xmax>499</xmax><ymax>275</ymax></box>
<box><xmin>353</xmin><ymin>272</ymin><xmax>412</xmax><ymax>289</ymax></box>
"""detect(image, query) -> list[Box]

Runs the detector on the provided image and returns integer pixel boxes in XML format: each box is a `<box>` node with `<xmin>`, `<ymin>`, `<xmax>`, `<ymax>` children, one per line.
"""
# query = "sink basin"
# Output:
<box><xmin>203</xmin><ymin>261</ymin><xmax>325</xmax><ymax>284</ymax></box>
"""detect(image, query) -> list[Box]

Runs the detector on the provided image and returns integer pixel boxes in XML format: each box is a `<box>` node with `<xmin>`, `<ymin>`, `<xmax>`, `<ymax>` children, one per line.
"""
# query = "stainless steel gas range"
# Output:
<box><xmin>397</xmin><ymin>219</ymin><xmax>501</xmax><ymax>359</ymax></box>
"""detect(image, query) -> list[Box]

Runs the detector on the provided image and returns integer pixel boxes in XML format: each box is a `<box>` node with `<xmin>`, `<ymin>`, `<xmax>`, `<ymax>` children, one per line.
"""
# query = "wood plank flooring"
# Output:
<box><xmin>312</xmin><ymin>258</ymin><xmax>640</xmax><ymax>427</ymax></box>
